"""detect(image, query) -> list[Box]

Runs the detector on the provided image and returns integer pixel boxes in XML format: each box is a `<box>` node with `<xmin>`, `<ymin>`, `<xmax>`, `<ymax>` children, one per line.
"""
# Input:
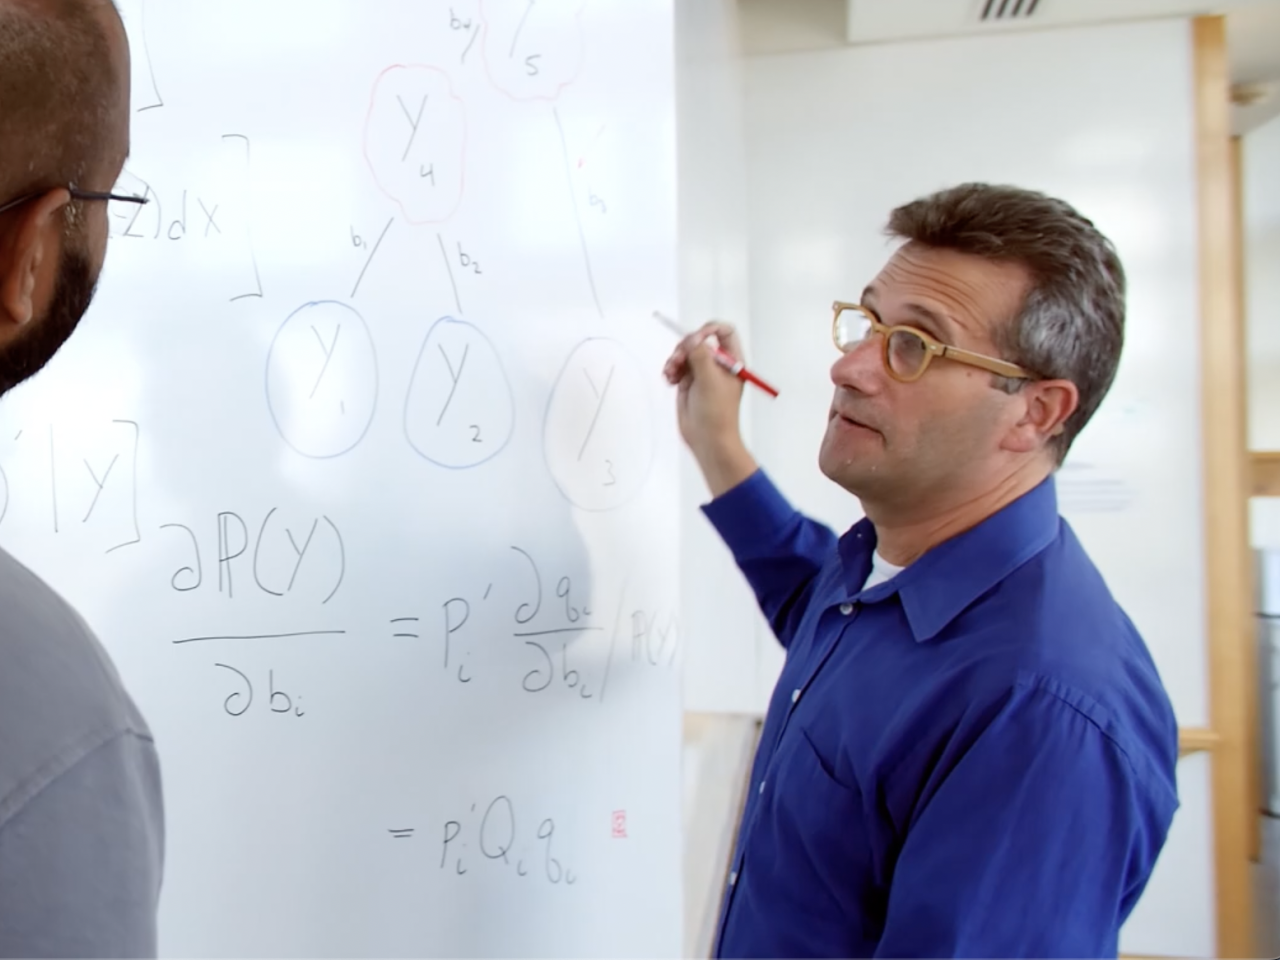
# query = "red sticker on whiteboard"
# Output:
<box><xmin>611</xmin><ymin>810</ymin><xmax>627</xmax><ymax>838</ymax></box>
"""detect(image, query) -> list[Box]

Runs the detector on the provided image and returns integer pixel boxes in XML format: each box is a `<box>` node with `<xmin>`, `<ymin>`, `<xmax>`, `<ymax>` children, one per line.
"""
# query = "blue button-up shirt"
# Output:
<box><xmin>704</xmin><ymin>470</ymin><xmax>1179</xmax><ymax>958</ymax></box>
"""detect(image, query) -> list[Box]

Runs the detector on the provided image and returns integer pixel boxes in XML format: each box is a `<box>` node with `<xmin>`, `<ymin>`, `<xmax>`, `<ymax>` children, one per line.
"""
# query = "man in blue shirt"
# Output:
<box><xmin>663</xmin><ymin>183</ymin><xmax>1179</xmax><ymax>957</ymax></box>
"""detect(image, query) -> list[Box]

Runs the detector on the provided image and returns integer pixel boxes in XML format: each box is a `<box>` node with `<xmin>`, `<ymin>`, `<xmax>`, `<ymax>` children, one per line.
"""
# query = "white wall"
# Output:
<box><xmin>742</xmin><ymin>19</ymin><xmax>1213</xmax><ymax>956</ymax></box>
<box><xmin>1245</xmin><ymin>112</ymin><xmax>1280</xmax><ymax>548</ymax></box>
<box><xmin>675</xmin><ymin>6</ymin><xmax>770</xmax><ymax>951</ymax></box>
<box><xmin>676</xmin><ymin>0</ymin><xmax>772</xmax><ymax>715</ymax></box>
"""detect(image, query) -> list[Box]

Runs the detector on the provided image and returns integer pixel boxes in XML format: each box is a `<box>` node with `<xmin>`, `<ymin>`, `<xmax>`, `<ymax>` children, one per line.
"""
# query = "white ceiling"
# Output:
<box><xmin>1226</xmin><ymin>1</ymin><xmax>1280</xmax><ymax>131</ymax></box>
<box><xmin>843</xmin><ymin>0</ymin><xmax>1266</xmax><ymax>43</ymax></box>
<box><xmin>738</xmin><ymin>0</ymin><xmax>1280</xmax><ymax>132</ymax></box>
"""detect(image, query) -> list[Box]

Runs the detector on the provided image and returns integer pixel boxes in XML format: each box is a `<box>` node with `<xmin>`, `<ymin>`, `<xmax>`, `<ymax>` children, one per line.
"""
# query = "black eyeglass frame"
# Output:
<box><xmin>0</xmin><ymin>187</ymin><xmax>149</xmax><ymax>217</ymax></box>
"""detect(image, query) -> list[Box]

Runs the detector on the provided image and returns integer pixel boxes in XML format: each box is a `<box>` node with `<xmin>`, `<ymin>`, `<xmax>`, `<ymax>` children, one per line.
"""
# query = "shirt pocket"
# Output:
<box><xmin>761</xmin><ymin>725</ymin><xmax>878</xmax><ymax>942</ymax></box>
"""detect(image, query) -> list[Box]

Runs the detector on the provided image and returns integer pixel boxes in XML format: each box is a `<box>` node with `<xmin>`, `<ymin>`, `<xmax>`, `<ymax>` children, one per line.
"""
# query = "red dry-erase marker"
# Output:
<box><xmin>653</xmin><ymin>311</ymin><xmax>779</xmax><ymax>399</ymax></box>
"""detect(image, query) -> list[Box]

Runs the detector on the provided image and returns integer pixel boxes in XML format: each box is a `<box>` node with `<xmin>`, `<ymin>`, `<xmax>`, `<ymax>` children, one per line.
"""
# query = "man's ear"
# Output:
<box><xmin>1001</xmin><ymin>378</ymin><xmax>1080</xmax><ymax>455</ymax></box>
<box><xmin>0</xmin><ymin>189</ymin><xmax>72</xmax><ymax>329</ymax></box>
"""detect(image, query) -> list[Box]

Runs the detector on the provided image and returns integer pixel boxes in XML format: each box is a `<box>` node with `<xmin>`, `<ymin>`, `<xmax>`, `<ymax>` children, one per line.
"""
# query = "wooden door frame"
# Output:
<box><xmin>1193</xmin><ymin>15</ymin><xmax>1254</xmax><ymax>958</ymax></box>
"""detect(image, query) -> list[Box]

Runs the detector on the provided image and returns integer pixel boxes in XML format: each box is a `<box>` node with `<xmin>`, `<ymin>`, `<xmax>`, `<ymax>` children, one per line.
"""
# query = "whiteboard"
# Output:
<box><xmin>0</xmin><ymin>1</ymin><xmax>681</xmax><ymax>956</ymax></box>
<box><xmin>743</xmin><ymin>18</ymin><xmax>1210</xmax><ymax>952</ymax></box>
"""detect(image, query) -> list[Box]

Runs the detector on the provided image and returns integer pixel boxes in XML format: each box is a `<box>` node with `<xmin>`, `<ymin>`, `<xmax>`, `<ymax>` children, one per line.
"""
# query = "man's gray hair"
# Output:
<box><xmin>887</xmin><ymin>183</ymin><xmax>1127</xmax><ymax>464</ymax></box>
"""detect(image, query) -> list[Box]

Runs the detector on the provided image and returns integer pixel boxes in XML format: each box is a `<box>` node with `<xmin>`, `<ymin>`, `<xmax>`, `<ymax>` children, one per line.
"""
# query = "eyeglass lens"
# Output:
<box><xmin>835</xmin><ymin>307</ymin><xmax>930</xmax><ymax>379</ymax></box>
<box><xmin>834</xmin><ymin>307</ymin><xmax>872</xmax><ymax>351</ymax></box>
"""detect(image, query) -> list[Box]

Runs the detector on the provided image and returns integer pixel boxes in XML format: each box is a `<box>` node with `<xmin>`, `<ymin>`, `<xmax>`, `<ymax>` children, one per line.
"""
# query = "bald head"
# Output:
<box><xmin>0</xmin><ymin>0</ymin><xmax>128</xmax><ymax>203</ymax></box>
<box><xmin>0</xmin><ymin>0</ymin><xmax>130</xmax><ymax>398</ymax></box>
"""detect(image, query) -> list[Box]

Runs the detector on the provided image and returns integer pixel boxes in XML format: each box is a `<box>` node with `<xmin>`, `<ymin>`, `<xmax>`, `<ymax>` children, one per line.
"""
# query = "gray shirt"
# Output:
<box><xmin>0</xmin><ymin>546</ymin><xmax>164</xmax><ymax>957</ymax></box>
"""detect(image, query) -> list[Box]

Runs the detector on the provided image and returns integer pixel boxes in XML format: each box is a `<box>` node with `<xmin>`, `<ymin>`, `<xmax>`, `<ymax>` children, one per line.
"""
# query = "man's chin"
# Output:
<box><xmin>818</xmin><ymin>436</ymin><xmax>876</xmax><ymax>494</ymax></box>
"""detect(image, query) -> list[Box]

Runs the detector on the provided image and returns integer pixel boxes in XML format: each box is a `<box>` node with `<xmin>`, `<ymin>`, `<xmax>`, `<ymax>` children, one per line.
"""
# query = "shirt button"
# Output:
<box><xmin>729</xmin><ymin>871</ymin><xmax>738</xmax><ymax>887</ymax></box>
<box><xmin>839</xmin><ymin>602</ymin><xmax>854</xmax><ymax>615</ymax></box>
<box><xmin>791</xmin><ymin>688</ymin><xmax>801</xmax><ymax>704</ymax></box>
<box><xmin>758</xmin><ymin>780</ymin><xmax>766</xmax><ymax>794</ymax></box>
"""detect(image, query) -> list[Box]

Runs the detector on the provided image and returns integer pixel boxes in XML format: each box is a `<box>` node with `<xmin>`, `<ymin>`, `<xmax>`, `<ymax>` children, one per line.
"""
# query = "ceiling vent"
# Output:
<box><xmin>979</xmin><ymin>0</ymin><xmax>1042</xmax><ymax>22</ymax></box>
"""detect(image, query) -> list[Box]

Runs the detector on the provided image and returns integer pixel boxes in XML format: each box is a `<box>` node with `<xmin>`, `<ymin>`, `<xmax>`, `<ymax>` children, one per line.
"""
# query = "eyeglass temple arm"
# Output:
<box><xmin>0</xmin><ymin>189</ymin><xmax>149</xmax><ymax>217</ymax></box>
<box><xmin>939</xmin><ymin>344</ymin><xmax>1033</xmax><ymax>379</ymax></box>
<box><xmin>69</xmin><ymin>189</ymin><xmax>149</xmax><ymax>205</ymax></box>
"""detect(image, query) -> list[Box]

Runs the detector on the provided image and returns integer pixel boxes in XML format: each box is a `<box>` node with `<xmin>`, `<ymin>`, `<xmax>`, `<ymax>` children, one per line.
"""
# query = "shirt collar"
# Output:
<box><xmin>837</xmin><ymin>477</ymin><xmax>1061</xmax><ymax>643</ymax></box>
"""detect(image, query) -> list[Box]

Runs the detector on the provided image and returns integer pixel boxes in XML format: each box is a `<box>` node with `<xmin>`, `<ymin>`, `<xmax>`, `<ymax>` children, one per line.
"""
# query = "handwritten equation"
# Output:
<box><xmin>0</xmin><ymin>420</ymin><xmax>140</xmax><ymax>552</ymax></box>
<box><xmin>384</xmin><ymin>544</ymin><xmax>677</xmax><ymax>698</ymax></box>
<box><xmin>0</xmin><ymin>416</ymin><xmax>350</xmax><ymax>610</ymax></box>
<box><xmin>190</xmin><ymin>544</ymin><xmax>677</xmax><ymax>717</ymax></box>
<box><xmin>159</xmin><ymin>507</ymin><xmax>345</xmax><ymax>603</ymax></box>
<box><xmin>212</xmin><ymin>665</ymin><xmax>305</xmax><ymax>718</ymax></box>
<box><xmin>109</xmin><ymin>135</ymin><xmax>264</xmax><ymax>303</ymax></box>
<box><xmin>390</xmin><ymin>794</ymin><xmax>579</xmax><ymax>886</ymax></box>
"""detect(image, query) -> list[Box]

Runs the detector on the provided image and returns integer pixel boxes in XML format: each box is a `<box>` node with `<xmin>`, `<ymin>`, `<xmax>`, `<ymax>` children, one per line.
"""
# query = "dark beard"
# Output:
<box><xmin>0</xmin><ymin>244</ymin><xmax>97</xmax><ymax>397</ymax></box>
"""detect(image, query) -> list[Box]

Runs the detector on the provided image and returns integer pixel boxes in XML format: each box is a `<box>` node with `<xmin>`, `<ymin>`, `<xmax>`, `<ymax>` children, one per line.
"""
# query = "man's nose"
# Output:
<box><xmin>830</xmin><ymin>337</ymin><xmax>884</xmax><ymax>392</ymax></box>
